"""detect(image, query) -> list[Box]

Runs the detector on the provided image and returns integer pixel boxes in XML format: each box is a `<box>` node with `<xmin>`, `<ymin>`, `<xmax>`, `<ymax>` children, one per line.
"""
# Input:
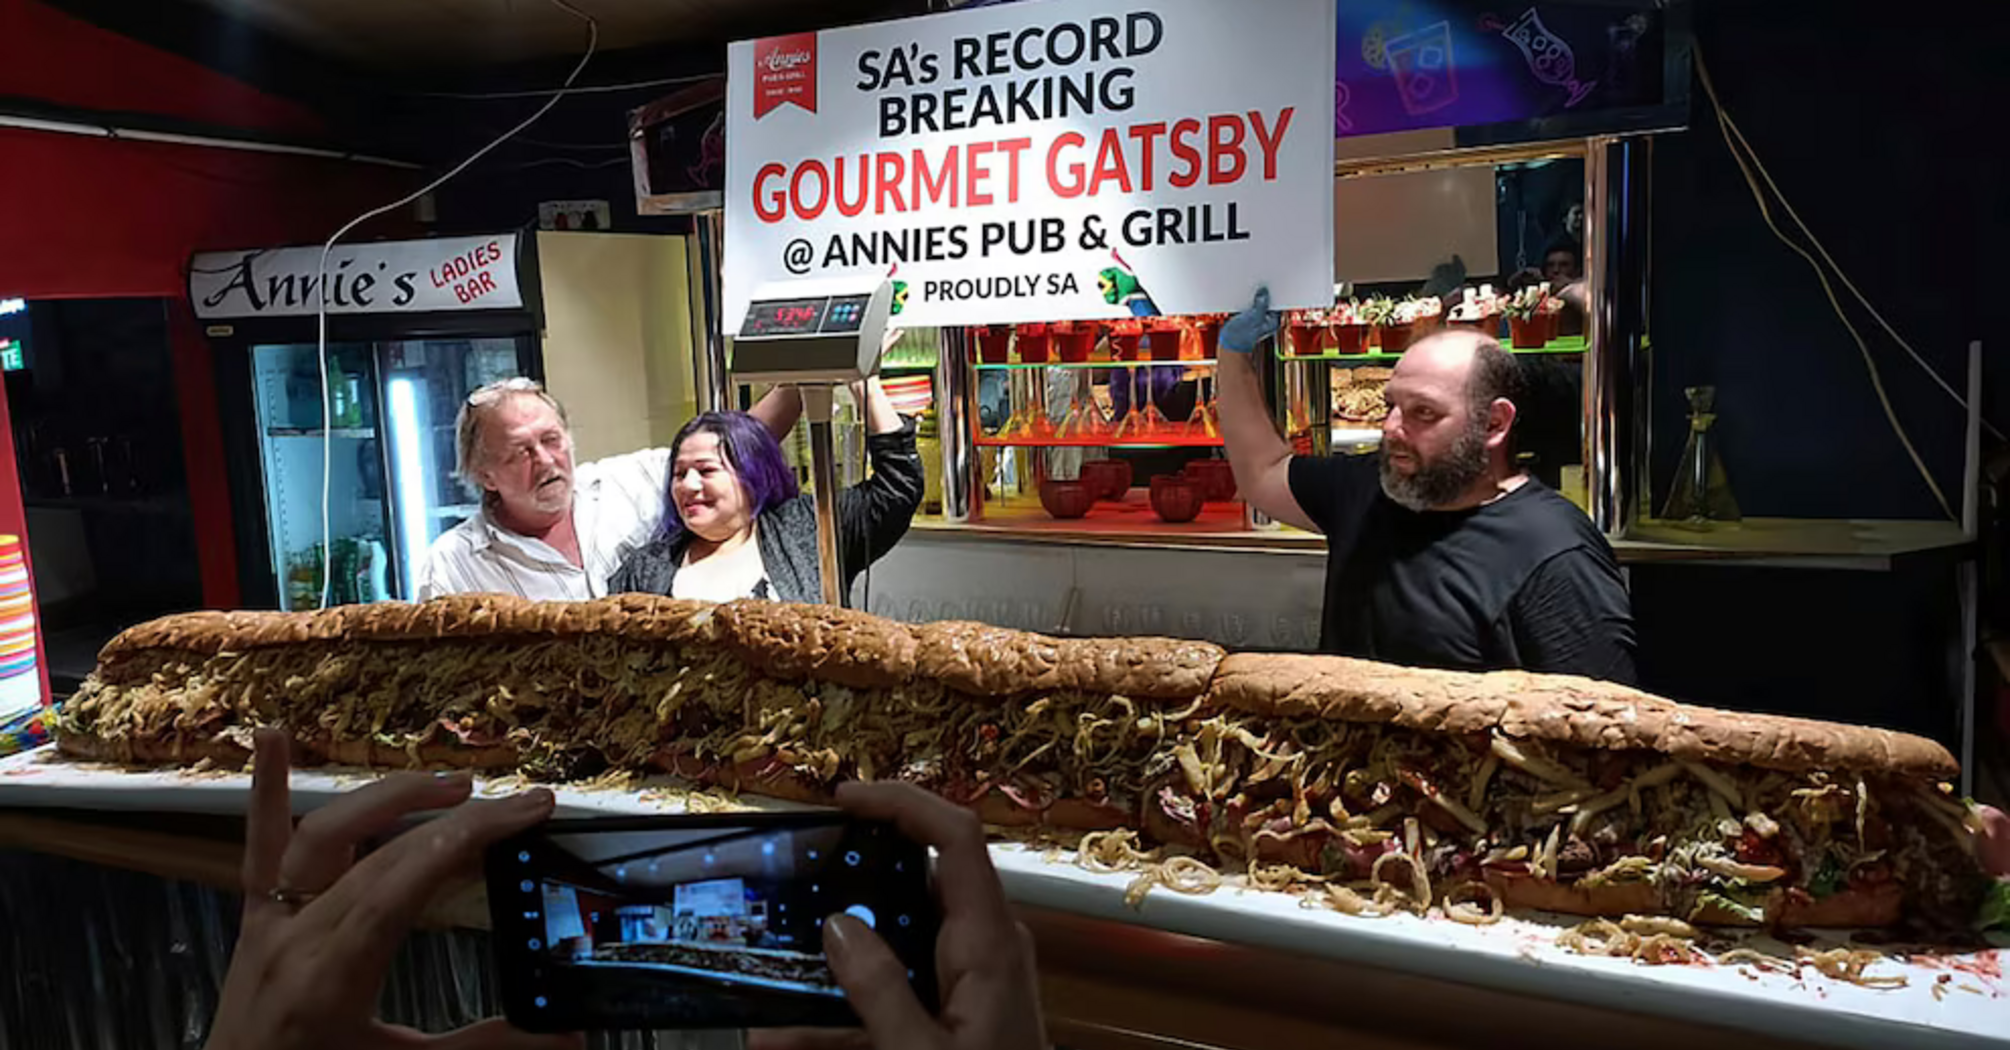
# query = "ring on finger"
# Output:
<box><xmin>267</xmin><ymin>886</ymin><xmax>319</xmax><ymax>910</ymax></box>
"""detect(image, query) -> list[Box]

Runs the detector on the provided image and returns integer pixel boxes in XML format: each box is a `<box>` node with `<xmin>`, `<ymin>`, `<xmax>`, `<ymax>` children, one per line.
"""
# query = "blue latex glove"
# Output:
<box><xmin>1219</xmin><ymin>288</ymin><xmax>1278</xmax><ymax>354</ymax></box>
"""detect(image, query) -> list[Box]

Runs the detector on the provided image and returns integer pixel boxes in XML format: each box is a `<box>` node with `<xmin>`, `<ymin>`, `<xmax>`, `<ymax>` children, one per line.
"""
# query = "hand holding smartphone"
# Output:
<box><xmin>487</xmin><ymin>809</ymin><xmax>940</xmax><ymax>1032</ymax></box>
<box><xmin>750</xmin><ymin>782</ymin><xmax>1050</xmax><ymax>1050</ymax></box>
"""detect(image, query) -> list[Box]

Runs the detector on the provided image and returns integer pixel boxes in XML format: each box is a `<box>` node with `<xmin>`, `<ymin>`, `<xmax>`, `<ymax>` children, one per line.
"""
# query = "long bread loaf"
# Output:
<box><xmin>57</xmin><ymin>595</ymin><xmax>1984</xmax><ymax>933</ymax></box>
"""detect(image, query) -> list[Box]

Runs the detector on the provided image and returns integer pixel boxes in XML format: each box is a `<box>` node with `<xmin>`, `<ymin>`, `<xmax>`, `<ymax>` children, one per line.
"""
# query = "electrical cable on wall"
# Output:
<box><xmin>312</xmin><ymin>0</ymin><xmax>600</xmax><ymax>607</ymax></box>
<box><xmin>414</xmin><ymin>71</ymin><xmax>713</xmax><ymax>100</ymax></box>
<box><xmin>1694</xmin><ymin>45</ymin><xmax>1987</xmax><ymax>522</ymax></box>
<box><xmin>509</xmin><ymin>135</ymin><xmax>629</xmax><ymax>151</ymax></box>
<box><xmin>502</xmin><ymin>156</ymin><xmax>629</xmax><ymax>171</ymax></box>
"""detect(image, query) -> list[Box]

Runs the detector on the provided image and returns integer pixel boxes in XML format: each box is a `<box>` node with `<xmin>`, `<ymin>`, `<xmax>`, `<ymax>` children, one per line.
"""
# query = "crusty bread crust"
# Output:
<box><xmin>54</xmin><ymin>725</ymin><xmax>520</xmax><ymax>773</ymax></box>
<box><xmin>716</xmin><ymin>601</ymin><xmax>916</xmax><ymax>690</ymax></box>
<box><xmin>54</xmin><ymin>729</ymin><xmax>205</xmax><ymax>767</ymax></box>
<box><xmin>98</xmin><ymin>594</ymin><xmax>721</xmax><ymax>662</ymax></box>
<box><xmin>1207</xmin><ymin>654</ymin><xmax>1957</xmax><ymax>779</ymax></box>
<box><xmin>1486</xmin><ymin>869</ymin><xmax>1667</xmax><ymax>919</ymax></box>
<box><xmin>915</xmin><ymin>620</ymin><xmax>1223</xmax><ymax>701</ymax></box>
<box><xmin>93</xmin><ymin>595</ymin><xmax>1225</xmax><ymax>702</ymax></box>
<box><xmin>319</xmin><ymin>739</ymin><xmax>523</xmax><ymax>772</ymax></box>
<box><xmin>1776</xmin><ymin>883</ymin><xmax>1905</xmax><ymax>929</ymax></box>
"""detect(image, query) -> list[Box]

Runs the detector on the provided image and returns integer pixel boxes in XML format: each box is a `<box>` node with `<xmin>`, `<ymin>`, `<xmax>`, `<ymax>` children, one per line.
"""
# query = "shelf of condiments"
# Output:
<box><xmin>975</xmin><ymin>360</ymin><xmax>1224</xmax><ymax>449</ymax></box>
<box><xmin>1280</xmin><ymin>284</ymin><xmax>1578</xmax><ymax>358</ymax></box>
<box><xmin>963</xmin><ymin>284</ymin><xmax>1582</xmax><ymax>452</ymax></box>
<box><xmin>967</xmin><ymin>316</ymin><xmax>1222</xmax><ymax>366</ymax></box>
<box><xmin>967</xmin><ymin>317</ymin><xmax>1221</xmax><ymax>449</ymax></box>
<box><xmin>961</xmin><ymin>283</ymin><xmax>1582</xmax><ymax>370</ymax></box>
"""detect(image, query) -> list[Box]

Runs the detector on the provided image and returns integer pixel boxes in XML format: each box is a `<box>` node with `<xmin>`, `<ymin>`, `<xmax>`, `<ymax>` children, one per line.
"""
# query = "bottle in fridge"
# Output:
<box><xmin>247</xmin><ymin>338</ymin><xmax>530</xmax><ymax>609</ymax></box>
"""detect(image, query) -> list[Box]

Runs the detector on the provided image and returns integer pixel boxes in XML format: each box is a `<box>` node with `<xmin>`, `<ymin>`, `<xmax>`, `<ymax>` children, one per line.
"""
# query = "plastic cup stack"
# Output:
<box><xmin>0</xmin><ymin>535</ymin><xmax>43</xmax><ymax>722</ymax></box>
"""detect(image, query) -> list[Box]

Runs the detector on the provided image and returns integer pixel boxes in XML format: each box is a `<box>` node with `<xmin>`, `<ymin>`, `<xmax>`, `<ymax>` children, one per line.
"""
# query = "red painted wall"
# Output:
<box><xmin>0</xmin><ymin>129</ymin><xmax>413</xmax><ymax>300</ymax></box>
<box><xmin>0</xmin><ymin>0</ymin><xmax>326</xmax><ymax>138</ymax></box>
<box><xmin>0</xmin><ymin>0</ymin><xmax>416</xmax><ymax>651</ymax></box>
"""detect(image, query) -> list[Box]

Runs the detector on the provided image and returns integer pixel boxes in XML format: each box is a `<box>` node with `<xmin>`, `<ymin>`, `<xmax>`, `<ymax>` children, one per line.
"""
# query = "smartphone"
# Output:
<box><xmin>486</xmin><ymin>811</ymin><xmax>940</xmax><ymax>1032</ymax></box>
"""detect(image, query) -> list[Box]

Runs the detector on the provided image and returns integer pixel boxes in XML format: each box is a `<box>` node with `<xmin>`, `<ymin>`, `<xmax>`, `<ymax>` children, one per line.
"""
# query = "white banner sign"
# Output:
<box><xmin>189</xmin><ymin>234</ymin><xmax>523</xmax><ymax>319</ymax></box>
<box><xmin>725</xmin><ymin>0</ymin><xmax>1335</xmax><ymax>328</ymax></box>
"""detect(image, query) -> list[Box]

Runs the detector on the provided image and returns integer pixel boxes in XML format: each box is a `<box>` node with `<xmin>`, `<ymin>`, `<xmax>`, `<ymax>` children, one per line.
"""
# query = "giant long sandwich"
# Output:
<box><xmin>57</xmin><ymin>595</ymin><xmax>1999</xmax><ymax>935</ymax></box>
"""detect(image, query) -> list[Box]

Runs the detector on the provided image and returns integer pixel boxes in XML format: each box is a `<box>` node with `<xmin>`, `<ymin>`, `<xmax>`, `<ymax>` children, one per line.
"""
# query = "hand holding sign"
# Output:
<box><xmin>1219</xmin><ymin>288</ymin><xmax>1277</xmax><ymax>354</ymax></box>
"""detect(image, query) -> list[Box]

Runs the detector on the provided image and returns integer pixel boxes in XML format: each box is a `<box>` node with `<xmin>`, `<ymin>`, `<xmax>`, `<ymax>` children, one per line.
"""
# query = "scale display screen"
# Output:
<box><xmin>739</xmin><ymin>298</ymin><xmax>828</xmax><ymax>338</ymax></box>
<box><xmin>731</xmin><ymin>280</ymin><xmax>890</xmax><ymax>388</ymax></box>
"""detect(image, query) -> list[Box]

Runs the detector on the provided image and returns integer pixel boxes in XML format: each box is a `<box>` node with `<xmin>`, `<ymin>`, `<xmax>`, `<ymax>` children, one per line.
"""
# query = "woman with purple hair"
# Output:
<box><xmin>607</xmin><ymin>378</ymin><xmax>922</xmax><ymax>603</ymax></box>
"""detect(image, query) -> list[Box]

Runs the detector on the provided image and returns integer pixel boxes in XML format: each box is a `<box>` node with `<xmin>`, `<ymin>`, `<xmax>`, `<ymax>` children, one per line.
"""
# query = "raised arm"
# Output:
<box><xmin>1215</xmin><ymin>289</ymin><xmax>1318</xmax><ymax>532</ymax></box>
<box><xmin>748</xmin><ymin>385</ymin><xmax>804</xmax><ymax>440</ymax></box>
<box><xmin>835</xmin><ymin>378</ymin><xmax>924</xmax><ymax>580</ymax></box>
<box><xmin>854</xmin><ymin>375</ymin><xmax>905</xmax><ymax>436</ymax></box>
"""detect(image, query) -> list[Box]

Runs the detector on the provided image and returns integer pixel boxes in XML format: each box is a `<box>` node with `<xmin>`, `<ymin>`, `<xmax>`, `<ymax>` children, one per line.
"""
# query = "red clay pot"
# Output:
<box><xmin>1379</xmin><ymin>321</ymin><xmax>1421</xmax><ymax>354</ymax></box>
<box><xmin>1147</xmin><ymin>319</ymin><xmax>1184</xmax><ymax>361</ymax></box>
<box><xmin>1509</xmin><ymin>315</ymin><xmax>1547</xmax><ymax>349</ymax></box>
<box><xmin>1056</xmin><ymin>324</ymin><xmax>1099</xmax><ymax>363</ymax></box>
<box><xmin>1286</xmin><ymin>324</ymin><xmax>1327</xmax><ymax>356</ymax></box>
<box><xmin>1191</xmin><ymin>318</ymin><xmax>1223</xmax><ymax>359</ymax></box>
<box><xmin>1330</xmin><ymin>323</ymin><xmax>1370</xmax><ymax>355</ymax></box>
<box><xmin>1150</xmin><ymin>475</ymin><xmax>1204</xmax><ymax>523</ymax></box>
<box><xmin>1538</xmin><ymin>309</ymin><xmax>1562</xmax><ymax>343</ymax></box>
<box><xmin>1182</xmin><ymin>459</ymin><xmax>1238</xmax><ymax>502</ymax></box>
<box><xmin>1080</xmin><ymin>459</ymin><xmax>1133</xmax><ymax>501</ymax></box>
<box><xmin>975</xmin><ymin>326</ymin><xmax>1012</xmax><ymax>363</ymax></box>
<box><xmin>1038</xmin><ymin>480</ymin><xmax>1093</xmax><ymax>519</ymax></box>
<box><xmin>1015</xmin><ymin>324</ymin><xmax>1051</xmax><ymax>363</ymax></box>
<box><xmin>1108</xmin><ymin>320</ymin><xmax>1144</xmax><ymax>361</ymax></box>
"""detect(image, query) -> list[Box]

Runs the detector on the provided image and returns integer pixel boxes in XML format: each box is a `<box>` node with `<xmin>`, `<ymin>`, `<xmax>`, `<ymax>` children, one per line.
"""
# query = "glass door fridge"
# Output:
<box><xmin>243</xmin><ymin>336</ymin><xmax>534</xmax><ymax>609</ymax></box>
<box><xmin>378</xmin><ymin>338</ymin><xmax>526</xmax><ymax>601</ymax></box>
<box><xmin>249</xmin><ymin>341</ymin><xmax>388</xmax><ymax>611</ymax></box>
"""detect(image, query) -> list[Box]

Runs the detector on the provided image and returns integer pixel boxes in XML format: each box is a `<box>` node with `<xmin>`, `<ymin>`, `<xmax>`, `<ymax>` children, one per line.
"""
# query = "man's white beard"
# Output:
<box><xmin>525</xmin><ymin>474</ymin><xmax>572</xmax><ymax>515</ymax></box>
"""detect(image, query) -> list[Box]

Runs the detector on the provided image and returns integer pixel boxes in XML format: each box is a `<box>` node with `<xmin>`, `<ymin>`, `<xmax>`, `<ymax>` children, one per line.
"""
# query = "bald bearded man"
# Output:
<box><xmin>1215</xmin><ymin>290</ymin><xmax>1636</xmax><ymax>683</ymax></box>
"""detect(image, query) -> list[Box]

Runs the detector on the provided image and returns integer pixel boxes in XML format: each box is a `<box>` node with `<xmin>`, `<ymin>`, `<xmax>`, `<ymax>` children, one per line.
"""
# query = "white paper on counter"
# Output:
<box><xmin>2</xmin><ymin>745</ymin><xmax>2002</xmax><ymax>1049</ymax></box>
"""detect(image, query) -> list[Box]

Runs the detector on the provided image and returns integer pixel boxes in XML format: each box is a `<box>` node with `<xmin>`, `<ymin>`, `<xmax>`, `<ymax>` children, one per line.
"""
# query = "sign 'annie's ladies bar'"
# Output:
<box><xmin>189</xmin><ymin>234</ymin><xmax>525</xmax><ymax>319</ymax></box>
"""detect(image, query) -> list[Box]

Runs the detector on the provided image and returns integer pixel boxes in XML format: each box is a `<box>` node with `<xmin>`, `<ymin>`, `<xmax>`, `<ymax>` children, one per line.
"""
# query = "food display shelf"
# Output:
<box><xmin>0</xmin><ymin>747</ymin><xmax>2002</xmax><ymax>1050</ymax></box>
<box><xmin>974</xmin><ymin>359</ymin><xmax>1219</xmax><ymax>370</ymax></box>
<box><xmin>975</xmin><ymin>433</ymin><xmax>1225</xmax><ymax>449</ymax></box>
<box><xmin>967</xmin><ymin>338</ymin><xmax>1588</xmax><ymax>370</ymax></box>
<box><xmin>1282</xmin><ymin>334</ymin><xmax>1589</xmax><ymax>363</ymax></box>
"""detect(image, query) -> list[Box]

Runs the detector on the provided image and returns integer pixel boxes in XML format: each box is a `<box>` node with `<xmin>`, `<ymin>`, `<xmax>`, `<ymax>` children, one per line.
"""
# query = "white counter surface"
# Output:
<box><xmin>2</xmin><ymin>746</ymin><xmax>2002</xmax><ymax>1049</ymax></box>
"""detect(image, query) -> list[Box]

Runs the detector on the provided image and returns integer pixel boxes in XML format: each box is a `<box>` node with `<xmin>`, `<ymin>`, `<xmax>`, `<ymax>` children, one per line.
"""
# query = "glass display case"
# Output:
<box><xmin>922</xmin><ymin>143</ymin><xmax>1615</xmax><ymax>546</ymax></box>
<box><xmin>942</xmin><ymin>318</ymin><xmax>1248</xmax><ymax>537</ymax></box>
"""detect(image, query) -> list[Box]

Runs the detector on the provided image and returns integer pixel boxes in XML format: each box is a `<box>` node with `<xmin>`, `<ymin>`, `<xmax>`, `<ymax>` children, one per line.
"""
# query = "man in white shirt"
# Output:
<box><xmin>417</xmin><ymin>378</ymin><xmax>800</xmax><ymax>601</ymax></box>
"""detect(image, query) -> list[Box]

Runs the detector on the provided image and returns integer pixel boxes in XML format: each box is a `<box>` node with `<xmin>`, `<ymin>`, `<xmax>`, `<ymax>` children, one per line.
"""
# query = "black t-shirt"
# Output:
<box><xmin>1288</xmin><ymin>454</ymin><xmax>1637</xmax><ymax>684</ymax></box>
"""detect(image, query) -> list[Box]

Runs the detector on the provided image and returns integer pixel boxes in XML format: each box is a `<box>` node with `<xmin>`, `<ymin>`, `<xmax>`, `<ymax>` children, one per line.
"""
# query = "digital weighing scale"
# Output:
<box><xmin>731</xmin><ymin>278</ymin><xmax>897</xmax><ymax>606</ymax></box>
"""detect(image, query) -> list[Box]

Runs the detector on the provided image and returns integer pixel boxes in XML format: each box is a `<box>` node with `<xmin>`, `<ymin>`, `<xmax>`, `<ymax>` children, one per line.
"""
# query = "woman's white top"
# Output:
<box><xmin>670</xmin><ymin>533</ymin><xmax>770</xmax><ymax>602</ymax></box>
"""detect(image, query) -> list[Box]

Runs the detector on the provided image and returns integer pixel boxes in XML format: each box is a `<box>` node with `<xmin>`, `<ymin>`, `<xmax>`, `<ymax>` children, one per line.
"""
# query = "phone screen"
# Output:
<box><xmin>486</xmin><ymin>812</ymin><xmax>939</xmax><ymax>1031</ymax></box>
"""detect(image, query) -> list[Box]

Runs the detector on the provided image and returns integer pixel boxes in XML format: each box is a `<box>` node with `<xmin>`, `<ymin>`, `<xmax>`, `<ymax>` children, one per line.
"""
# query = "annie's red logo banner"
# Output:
<box><xmin>753</xmin><ymin>32</ymin><xmax>818</xmax><ymax>119</ymax></box>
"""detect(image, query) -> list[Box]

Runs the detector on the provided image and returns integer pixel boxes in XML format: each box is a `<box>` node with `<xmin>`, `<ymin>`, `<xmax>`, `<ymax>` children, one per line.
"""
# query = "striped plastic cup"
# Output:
<box><xmin>0</xmin><ymin>536</ymin><xmax>43</xmax><ymax>721</ymax></box>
